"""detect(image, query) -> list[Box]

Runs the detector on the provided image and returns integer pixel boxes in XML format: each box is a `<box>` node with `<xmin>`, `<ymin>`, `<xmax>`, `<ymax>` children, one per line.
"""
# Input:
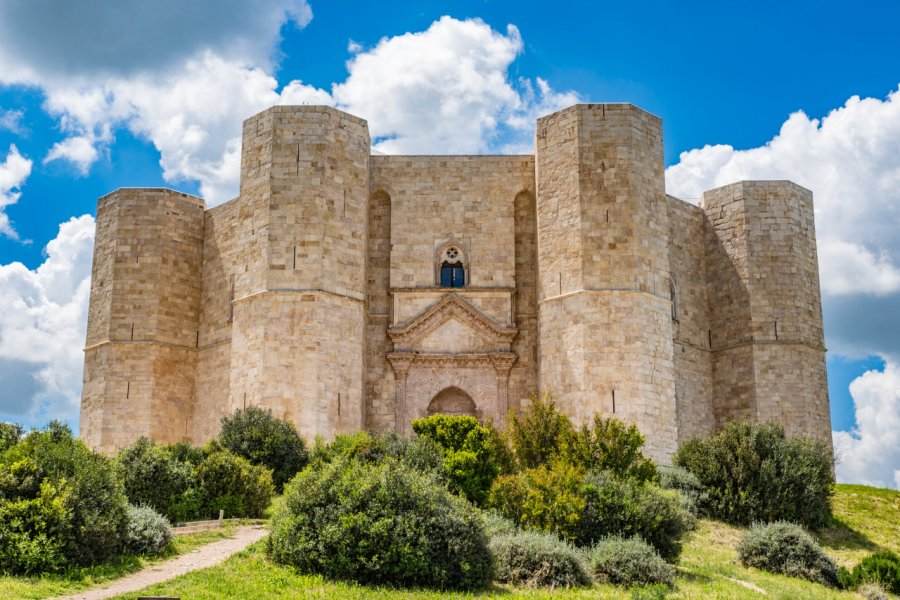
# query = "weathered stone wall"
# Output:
<box><xmin>80</xmin><ymin>103</ymin><xmax>832</xmax><ymax>460</ymax></box>
<box><xmin>703</xmin><ymin>181</ymin><xmax>831</xmax><ymax>444</ymax></box>
<box><xmin>81</xmin><ymin>188</ymin><xmax>205</xmax><ymax>453</ymax></box>
<box><xmin>666</xmin><ymin>196</ymin><xmax>715</xmax><ymax>443</ymax></box>
<box><xmin>535</xmin><ymin>104</ymin><xmax>677</xmax><ymax>461</ymax></box>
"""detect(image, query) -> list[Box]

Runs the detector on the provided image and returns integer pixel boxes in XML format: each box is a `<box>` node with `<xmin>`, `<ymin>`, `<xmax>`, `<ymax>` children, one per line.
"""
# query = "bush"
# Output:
<box><xmin>507</xmin><ymin>392</ymin><xmax>574</xmax><ymax>469</ymax></box>
<box><xmin>196</xmin><ymin>444</ymin><xmax>275</xmax><ymax>518</ymax></box>
<box><xmin>490</xmin><ymin>530</ymin><xmax>591</xmax><ymax>588</ymax></box>
<box><xmin>218</xmin><ymin>407</ymin><xmax>308</xmax><ymax>491</ymax></box>
<box><xmin>0</xmin><ymin>424</ymin><xmax>128</xmax><ymax>570</ymax></box>
<box><xmin>0</xmin><ymin>480</ymin><xmax>70</xmax><ymax>574</ymax></box>
<box><xmin>269</xmin><ymin>457</ymin><xmax>493</xmax><ymax>590</ymax></box>
<box><xmin>565</xmin><ymin>416</ymin><xmax>657</xmax><ymax>483</ymax></box>
<box><xmin>590</xmin><ymin>536</ymin><xmax>675</xmax><ymax>588</ymax></box>
<box><xmin>482</xmin><ymin>510</ymin><xmax>518</xmax><ymax>537</ymax></box>
<box><xmin>124</xmin><ymin>504</ymin><xmax>172</xmax><ymax>555</ymax></box>
<box><xmin>839</xmin><ymin>551</ymin><xmax>900</xmax><ymax>594</ymax></box>
<box><xmin>657</xmin><ymin>465</ymin><xmax>705</xmax><ymax>514</ymax></box>
<box><xmin>736</xmin><ymin>521</ymin><xmax>839</xmax><ymax>587</ymax></box>
<box><xmin>674</xmin><ymin>421</ymin><xmax>834</xmax><ymax>529</ymax></box>
<box><xmin>411</xmin><ymin>414</ymin><xmax>505</xmax><ymax>504</ymax></box>
<box><xmin>309</xmin><ymin>431</ymin><xmax>447</xmax><ymax>480</ymax></box>
<box><xmin>579</xmin><ymin>471</ymin><xmax>694</xmax><ymax>561</ymax></box>
<box><xmin>117</xmin><ymin>437</ymin><xmax>198</xmax><ymax>522</ymax></box>
<box><xmin>0</xmin><ymin>422</ymin><xmax>23</xmax><ymax>454</ymax></box>
<box><xmin>488</xmin><ymin>460</ymin><xmax>586</xmax><ymax>541</ymax></box>
<box><xmin>489</xmin><ymin>464</ymin><xmax>693</xmax><ymax>562</ymax></box>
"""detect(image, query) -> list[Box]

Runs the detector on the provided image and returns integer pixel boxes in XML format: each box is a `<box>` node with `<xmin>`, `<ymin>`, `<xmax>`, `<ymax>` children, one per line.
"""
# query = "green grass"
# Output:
<box><xmin>7</xmin><ymin>485</ymin><xmax>900</xmax><ymax>599</ymax></box>
<box><xmin>0</xmin><ymin>525</ymin><xmax>237</xmax><ymax>599</ymax></box>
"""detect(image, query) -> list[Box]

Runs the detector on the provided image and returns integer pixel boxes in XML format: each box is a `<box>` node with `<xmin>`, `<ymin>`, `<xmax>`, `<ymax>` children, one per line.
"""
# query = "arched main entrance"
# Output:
<box><xmin>427</xmin><ymin>386</ymin><xmax>477</xmax><ymax>417</ymax></box>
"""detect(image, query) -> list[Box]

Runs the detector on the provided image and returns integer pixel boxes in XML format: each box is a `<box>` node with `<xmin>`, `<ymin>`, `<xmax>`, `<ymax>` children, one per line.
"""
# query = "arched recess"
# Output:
<box><xmin>667</xmin><ymin>273</ymin><xmax>678</xmax><ymax>321</ymax></box>
<box><xmin>427</xmin><ymin>386</ymin><xmax>477</xmax><ymax>417</ymax></box>
<box><xmin>367</xmin><ymin>190</ymin><xmax>392</xmax><ymax>315</ymax></box>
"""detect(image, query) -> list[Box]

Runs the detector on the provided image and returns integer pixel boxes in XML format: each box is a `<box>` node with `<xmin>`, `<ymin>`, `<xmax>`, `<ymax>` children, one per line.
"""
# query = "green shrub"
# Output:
<box><xmin>590</xmin><ymin>536</ymin><xmax>675</xmax><ymax>588</ymax></box>
<box><xmin>490</xmin><ymin>530</ymin><xmax>591</xmax><ymax>588</ymax></box>
<box><xmin>0</xmin><ymin>480</ymin><xmax>70</xmax><ymax>574</ymax></box>
<box><xmin>482</xmin><ymin>510</ymin><xmax>518</xmax><ymax>537</ymax></box>
<box><xmin>269</xmin><ymin>457</ymin><xmax>493</xmax><ymax>590</ymax></box>
<box><xmin>657</xmin><ymin>465</ymin><xmax>705</xmax><ymax>514</ymax></box>
<box><xmin>124</xmin><ymin>504</ymin><xmax>172</xmax><ymax>555</ymax></box>
<box><xmin>411</xmin><ymin>414</ymin><xmax>505</xmax><ymax>504</ymax></box>
<box><xmin>488</xmin><ymin>460</ymin><xmax>586</xmax><ymax>541</ymax></box>
<box><xmin>839</xmin><ymin>551</ymin><xmax>900</xmax><ymax>594</ymax></box>
<box><xmin>507</xmin><ymin>392</ymin><xmax>574</xmax><ymax>469</ymax></box>
<box><xmin>218</xmin><ymin>407</ymin><xmax>308</xmax><ymax>491</ymax></box>
<box><xmin>674</xmin><ymin>421</ymin><xmax>834</xmax><ymax>529</ymax></box>
<box><xmin>565</xmin><ymin>416</ymin><xmax>657</xmax><ymax>482</ymax></box>
<box><xmin>736</xmin><ymin>521</ymin><xmax>839</xmax><ymax>587</ymax></box>
<box><xmin>579</xmin><ymin>471</ymin><xmax>694</xmax><ymax>561</ymax></box>
<box><xmin>489</xmin><ymin>464</ymin><xmax>692</xmax><ymax>562</ymax></box>
<box><xmin>309</xmin><ymin>431</ymin><xmax>448</xmax><ymax>482</ymax></box>
<box><xmin>0</xmin><ymin>422</ymin><xmax>22</xmax><ymax>454</ymax></box>
<box><xmin>117</xmin><ymin>437</ymin><xmax>198</xmax><ymax>522</ymax></box>
<box><xmin>196</xmin><ymin>444</ymin><xmax>274</xmax><ymax>518</ymax></box>
<box><xmin>0</xmin><ymin>424</ymin><xmax>128</xmax><ymax>569</ymax></box>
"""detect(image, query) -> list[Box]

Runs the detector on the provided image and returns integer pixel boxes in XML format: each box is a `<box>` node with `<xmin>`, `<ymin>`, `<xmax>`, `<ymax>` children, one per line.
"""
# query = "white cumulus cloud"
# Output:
<box><xmin>833</xmin><ymin>362</ymin><xmax>900</xmax><ymax>490</ymax></box>
<box><xmin>0</xmin><ymin>108</ymin><xmax>25</xmax><ymax>134</ymax></box>
<box><xmin>0</xmin><ymin>144</ymin><xmax>32</xmax><ymax>239</ymax></box>
<box><xmin>0</xmin><ymin>215</ymin><xmax>94</xmax><ymax>424</ymax></box>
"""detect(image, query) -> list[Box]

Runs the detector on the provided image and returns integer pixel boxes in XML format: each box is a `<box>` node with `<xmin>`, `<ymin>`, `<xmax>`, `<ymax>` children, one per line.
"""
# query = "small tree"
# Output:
<box><xmin>565</xmin><ymin>415</ymin><xmax>657</xmax><ymax>482</ymax></box>
<box><xmin>507</xmin><ymin>392</ymin><xmax>573</xmax><ymax>469</ymax></box>
<box><xmin>0</xmin><ymin>422</ymin><xmax>23</xmax><ymax>454</ymax></box>
<box><xmin>116</xmin><ymin>437</ymin><xmax>199</xmax><ymax>523</ymax></box>
<box><xmin>218</xmin><ymin>406</ymin><xmax>308</xmax><ymax>491</ymax></box>
<box><xmin>411</xmin><ymin>414</ymin><xmax>505</xmax><ymax>505</ymax></box>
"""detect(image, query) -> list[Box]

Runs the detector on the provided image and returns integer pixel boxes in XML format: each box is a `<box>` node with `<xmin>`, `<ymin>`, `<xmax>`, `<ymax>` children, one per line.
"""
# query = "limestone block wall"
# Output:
<box><xmin>666</xmin><ymin>196</ymin><xmax>715</xmax><ymax>443</ymax></box>
<box><xmin>227</xmin><ymin>106</ymin><xmax>370</xmax><ymax>441</ymax></box>
<box><xmin>81</xmin><ymin>188</ymin><xmax>205</xmax><ymax>453</ymax></box>
<box><xmin>536</xmin><ymin>104</ymin><xmax>677</xmax><ymax>460</ymax></box>
<box><xmin>703</xmin><ymin>181</ymin><xmax>831</xmax><ymax>443</ymax></box>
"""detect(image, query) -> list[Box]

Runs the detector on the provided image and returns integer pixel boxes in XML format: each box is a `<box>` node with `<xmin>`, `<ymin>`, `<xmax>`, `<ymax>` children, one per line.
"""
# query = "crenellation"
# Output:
<box><xmin>81</xmin><ymin>103</ymin><xmax>832</xmax><ymax>462</ymax></box>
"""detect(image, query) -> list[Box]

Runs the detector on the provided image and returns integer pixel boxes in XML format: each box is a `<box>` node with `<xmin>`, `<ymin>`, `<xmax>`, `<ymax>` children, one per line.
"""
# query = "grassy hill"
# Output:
<box><xmin>104</xmin><ymin>483</ymin><xmax>899</xmax><ymax>600</ymax></box>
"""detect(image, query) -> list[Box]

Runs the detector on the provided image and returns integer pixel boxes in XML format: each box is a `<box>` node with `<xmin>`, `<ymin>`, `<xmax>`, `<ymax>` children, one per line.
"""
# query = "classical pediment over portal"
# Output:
<box><xmin>387</xmin><ymin>293</ymin><xmax>517</xmax><ymax>354</ymax></box>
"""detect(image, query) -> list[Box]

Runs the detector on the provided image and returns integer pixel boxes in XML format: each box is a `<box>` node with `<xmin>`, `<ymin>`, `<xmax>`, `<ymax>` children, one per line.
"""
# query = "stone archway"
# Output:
<box><xmin>427</xmin><ymin>386</ymin><xmax>477</xmax><ymax>417</ymax></box>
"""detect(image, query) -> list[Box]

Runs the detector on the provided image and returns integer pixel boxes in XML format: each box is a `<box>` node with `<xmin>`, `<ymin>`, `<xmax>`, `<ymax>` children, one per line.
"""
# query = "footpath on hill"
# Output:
<box><xmin>52</xmin><ymin>525</ymin><xmax>268</xmax><ymax>600</ymax></box>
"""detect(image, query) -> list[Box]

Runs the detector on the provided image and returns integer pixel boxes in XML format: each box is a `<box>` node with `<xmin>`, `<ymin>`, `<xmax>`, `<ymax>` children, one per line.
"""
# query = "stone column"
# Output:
<box><xmin>387</xmin><ymin>353</ymin><xmax>414</xmax><ymax>433</ymax></box>
<box><xmin>491</xmin><ymin>354</ymin><xmax>517</xmax><ymax>423</ymax></box>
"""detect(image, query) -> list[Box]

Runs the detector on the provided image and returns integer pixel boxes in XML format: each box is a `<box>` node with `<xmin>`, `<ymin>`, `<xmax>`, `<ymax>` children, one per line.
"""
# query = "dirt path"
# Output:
<box><xmin>52</xmin><ymin>525</ymin><xmax>268</xmax><ymax>600</ymax></box>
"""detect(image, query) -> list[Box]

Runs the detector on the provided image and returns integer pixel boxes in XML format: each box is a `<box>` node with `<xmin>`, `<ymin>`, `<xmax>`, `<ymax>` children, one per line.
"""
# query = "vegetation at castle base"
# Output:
<box><xmin>411</xmin><ymin>414</ymin><xmax>510</xmax><ymax>505</ymax></box>
<box><xmin>268</xmin><ymin>455</ymin><xmax>493</xmax><ymax>591</ymax></box>
<box><xmin>0</xmin><ymin>422</ymin><xmax>130</xmax><ymax>574</ymax></box>
<box><xmin>218</xmin><ymin>406</ymin><xmax>308</xmax><ymax>492</ymax></box>
<box><xmin>0</xmin><ymin>526</ymin><xmax>237</xmax><ymax>600</ymax></box>
<box><xmin>839</xmin><ymin>551</ymin><xmax>900</xmax><ymax>594</ymax></box>
<box><xmin>674</xmin><ymin>420</ymin><xmax>834</xmax><ymax>529</ymax></box>
<box><xmin>107</xmin><ymin>485</ymin><xmax>900</xmax><ymax>600</ymax></box>
<box><xmin>736</xmin><ymin>521</ymin><xmax>840</xmax><ymax>587</ymax></box>
<box><xmin>0</xmin><ymin>422</ymin><xmax>23</xmax><ymax>454</ymax></box>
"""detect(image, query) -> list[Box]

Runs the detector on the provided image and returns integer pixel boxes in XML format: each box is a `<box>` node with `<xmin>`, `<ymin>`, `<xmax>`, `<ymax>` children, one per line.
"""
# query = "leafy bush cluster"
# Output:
<box><xmin>0</xmin><ymin>423</ymin><xmax>129</xmax><ymax>574</ymax></box>
<box><xmin>486</xmin><ymin>395</ymin><xmax>689</xmax><ymax>562</ymax></box>
<box><xmin>268</xmin><ymin>455</ymin><xmax>493</xmax><ymax>590</ymax></box>
<box><xmin>736</xmin><ymin>521</ymin><xmax>839</xmax><ymax>587</ymax></box>
<box><xmin>590</xmin><ymin>536</ymin><xmax>675</xmax><ymax>588</ymax></box>
<box><xmin>840</xmin><ymin>551</ymin><xmax>900</xmax><ymax>594</ymax></box>
<box><xmin>657</xmin><ymin>465</ymin><xmax>705</xmax><ymax>514</ymax></box>
<box><xmin>674</xmin><ymin>421</ymin><xmax>834</xmax><ymax>528</ymax></box>
<box><xmin>219</xmin><ymin>406</ymin><xmax>308</xmax><ymax>492</ymax></box>
<box><xmin>411</xmin><ymin>415</ymin><xmax>508</xmax><ymax>504</ymax></box>
<box><xmin>489</xmin><ymin>530</ymin><xmax>591</xmax><ymax>588</ymax></box>
<box><xmin>117</xmin><ymin>437</ymin><xmax>273</xmax><ymax>522</ymax></box>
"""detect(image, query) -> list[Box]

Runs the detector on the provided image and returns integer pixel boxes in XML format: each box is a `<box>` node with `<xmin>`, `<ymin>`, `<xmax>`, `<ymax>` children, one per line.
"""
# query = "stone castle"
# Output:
<box><xmin>79</xmin><ymin>103</ymin><xmax>832</xmax><ymax>461</ymax></box>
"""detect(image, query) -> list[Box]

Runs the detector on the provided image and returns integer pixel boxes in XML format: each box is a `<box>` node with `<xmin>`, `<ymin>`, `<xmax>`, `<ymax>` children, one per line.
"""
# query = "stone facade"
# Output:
<box><xmin>80</xmin><ymin>103</ymin><xmax>832</xmax><ymax>461</ymax></box>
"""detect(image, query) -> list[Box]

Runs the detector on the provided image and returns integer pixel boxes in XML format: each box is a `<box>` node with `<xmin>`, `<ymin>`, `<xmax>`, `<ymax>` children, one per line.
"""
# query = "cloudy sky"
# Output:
<box><xmin>0</xmin><ymin>0</ymin><xmax>898</xmax><ymax>488</ymax></box>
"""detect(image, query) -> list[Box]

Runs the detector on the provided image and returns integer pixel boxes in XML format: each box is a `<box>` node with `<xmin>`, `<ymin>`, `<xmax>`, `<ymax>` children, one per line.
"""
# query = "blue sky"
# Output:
<box><xmin>0</xmin><ymin>0</ymin><xmax>898</xmax><ymax>488</ymax></box>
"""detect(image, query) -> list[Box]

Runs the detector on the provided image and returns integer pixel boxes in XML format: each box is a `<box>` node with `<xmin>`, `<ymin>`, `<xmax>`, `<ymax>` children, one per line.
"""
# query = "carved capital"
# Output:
<box><xmin>387</xmin><ymin>352</ymin><xmax>415</xmax><ymax>380</ymax></box>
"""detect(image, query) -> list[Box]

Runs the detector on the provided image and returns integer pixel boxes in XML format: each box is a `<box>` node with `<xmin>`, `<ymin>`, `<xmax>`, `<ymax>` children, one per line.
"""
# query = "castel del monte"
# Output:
<box><xmin>79</xmin><ymin>102</ymin><xmax>832</xmax><ymax>462</ymax></box>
